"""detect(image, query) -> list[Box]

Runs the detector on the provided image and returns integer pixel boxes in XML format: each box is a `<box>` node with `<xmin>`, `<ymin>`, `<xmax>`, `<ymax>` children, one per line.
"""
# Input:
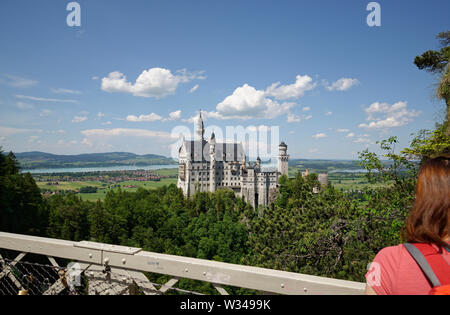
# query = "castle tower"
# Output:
<box><xmin>209</xmin><ymin>132</ymin><xmax>216</xmax><ymax>193</ymax></box>
<box><xmin>318</xmin><ymin>173</ymin><xmax>329</xmax><ymax>186</ymax></box>
<box><xmin>195</xmin><ymin>111</ymin><xmax>205</xmax><ymax>142</ymax></box>
<box><xmin>278</xmin><ymin>142</ymin><xmax>289</xmax><ymax>176</ymax></box>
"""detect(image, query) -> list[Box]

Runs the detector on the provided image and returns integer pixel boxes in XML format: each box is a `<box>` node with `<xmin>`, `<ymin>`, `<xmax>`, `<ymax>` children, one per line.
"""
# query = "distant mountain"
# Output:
<box><xmin>15</xmin><ymin>151</ymin><xmax>177</xmax><ymax>170</ymax></box>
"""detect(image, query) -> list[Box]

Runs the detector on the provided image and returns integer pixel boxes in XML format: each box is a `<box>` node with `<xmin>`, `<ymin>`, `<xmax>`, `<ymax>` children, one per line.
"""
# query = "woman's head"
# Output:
<box><xmin>406</xmin><ymin>155</ymin><xmax>450</xmax><ymax>248</ymax></box>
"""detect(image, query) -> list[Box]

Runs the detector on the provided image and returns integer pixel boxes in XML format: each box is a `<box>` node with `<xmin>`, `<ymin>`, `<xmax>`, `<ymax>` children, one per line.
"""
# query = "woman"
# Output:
<box><xmin>365</xmin><ymin>155</ymin><xmax>450</xmax><ymax>295</ymax></box>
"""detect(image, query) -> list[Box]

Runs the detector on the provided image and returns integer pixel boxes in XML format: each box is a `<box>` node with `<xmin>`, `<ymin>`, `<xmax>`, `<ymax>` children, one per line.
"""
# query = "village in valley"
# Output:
<box><xmin>34</xmin><ymin>169</ymin><xmax>178</xmax><ymax>200</ymax></box>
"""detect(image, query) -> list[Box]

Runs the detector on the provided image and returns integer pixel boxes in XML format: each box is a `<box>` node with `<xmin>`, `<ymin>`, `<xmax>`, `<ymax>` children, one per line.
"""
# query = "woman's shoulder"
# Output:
<box><xmin>373</xmin><ymin>244</ymin><xmax>407</xmax><ymax>264</ymax></box>
<box><xmin>367</xmin><ymin>243</ymin><xmax>438</xmax><ymax>294</ymax></box>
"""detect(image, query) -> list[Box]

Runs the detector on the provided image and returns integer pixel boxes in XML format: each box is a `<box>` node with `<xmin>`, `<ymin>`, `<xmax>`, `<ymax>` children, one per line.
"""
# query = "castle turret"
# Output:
<box><xmin>256</xmin><ymin>156</ymin><xmax>261</xmax><ymax>169</ymax></box>
<box><xmin>318</xmin><ymin>173</ymin><xmax>329</xmax><ymax>186</ymax></box>
<box><xmin>195</xmin><ymin>111</ymin><xmax>204</xmax><ymax>142</ymax></box>
<box><xmin>278</xmin><ymin>141</ymin><xmax>289</xmax><ymax>176</ymax></box>
<box><xmin>209</xmin><ymin>132</ymin><xmax>216</xmax><ymax>193</ymax></box>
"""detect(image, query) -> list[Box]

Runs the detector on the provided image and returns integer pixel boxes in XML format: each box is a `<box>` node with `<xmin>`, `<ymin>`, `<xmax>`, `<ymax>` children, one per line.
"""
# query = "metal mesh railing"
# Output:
<box><xmin>0</xmin><ymin>256</ymin><xmax>205</xmax><ymax>295</ymax></box>
<box><xmin>0</xmin><ymin>232</ymin><xmax>366</xmax><ymax>295</ymax></box>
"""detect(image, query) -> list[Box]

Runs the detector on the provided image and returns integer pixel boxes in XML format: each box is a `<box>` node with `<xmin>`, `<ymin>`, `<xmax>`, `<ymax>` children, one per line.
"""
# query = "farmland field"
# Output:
<box><xmin>37</xmin><ymin>178</ymin><xmax>178</xmax><ymax>201</ymax></box>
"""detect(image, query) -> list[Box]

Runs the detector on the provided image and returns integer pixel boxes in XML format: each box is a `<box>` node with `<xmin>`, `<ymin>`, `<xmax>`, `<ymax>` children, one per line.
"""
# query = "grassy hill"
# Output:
<box><xmin>16</xmin><ymin>151</ymin><xmax>177</xmax><ymax>169</ymax></box>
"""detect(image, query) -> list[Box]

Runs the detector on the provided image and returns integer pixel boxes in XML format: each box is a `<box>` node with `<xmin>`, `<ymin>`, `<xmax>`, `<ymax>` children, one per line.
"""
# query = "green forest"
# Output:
<box><xmin>0</xmin><ymin>32</ymin><xmax>449</xmax><ymax>294</ymax></box>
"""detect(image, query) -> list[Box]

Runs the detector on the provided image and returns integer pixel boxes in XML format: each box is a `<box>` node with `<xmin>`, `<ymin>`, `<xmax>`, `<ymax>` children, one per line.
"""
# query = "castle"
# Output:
<box><xmin>177</xmin><ymin>112</ymin><xmax>289</xmax><ymax>209</ymax></box>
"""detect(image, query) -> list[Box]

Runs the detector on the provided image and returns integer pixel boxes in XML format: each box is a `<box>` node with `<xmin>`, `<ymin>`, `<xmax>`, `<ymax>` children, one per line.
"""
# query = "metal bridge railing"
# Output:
<box><xmin>0</xmin><ymin>232</ymin><xmax>365</xmax><ymax>295</ymax></box>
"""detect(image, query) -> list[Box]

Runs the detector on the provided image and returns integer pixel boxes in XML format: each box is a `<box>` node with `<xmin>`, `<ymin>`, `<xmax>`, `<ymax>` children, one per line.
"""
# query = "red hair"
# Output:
<box><xmin>406</xmin><ymin>155</ymin><xmax>450</xmax><ymax>248</ymax></box>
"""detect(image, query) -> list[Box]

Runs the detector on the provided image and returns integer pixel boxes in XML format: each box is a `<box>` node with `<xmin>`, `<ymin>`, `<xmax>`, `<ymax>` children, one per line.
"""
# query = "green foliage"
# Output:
<box><xmin>414</xmin><ymin>31</ymin><xmax>449</xmax><ymax>75</ymax></box>
<box><xmin>46</xmin><ymin>193</ymin><xmax>91</xmax><ymax>241</ymax></box>
<box><xmin>402</xmin><ymin>125</ymin><xmax>450</xmax><ymax>160</ymax></box>
<box><xmin>79</xmin><ymin>186</ymin><xmax>98</xmax><ymax>193</ymax></box>
<box><xmin>245</xmin><ymin>136</ymin><xmax>422</xmax><ymax>282</ymax></box>
<box><xmin>358</xmin><ymin>136</ymin><xmax>418</xmax><ymax>184</ymax></box>
<box><xmin>414</xmin><ymin>31</ymin><xmax>450</xmax><ymax>129</ymax></box>
<box><xmin>414</xmin><ymin>48</ymin><xmax>449</xmax><ymax>73</ymax></box>
<box><xmin>0</xmin><ymin>148</ymin><xmax>48</xmax><ymax>236</ymax></box>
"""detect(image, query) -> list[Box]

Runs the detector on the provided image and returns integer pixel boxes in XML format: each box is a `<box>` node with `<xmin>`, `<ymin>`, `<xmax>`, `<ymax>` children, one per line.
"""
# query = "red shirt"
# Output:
<box><xmin>365</xmin><ymin>244</ymin><xmax>450</xmax><ymax>295</ymax></box>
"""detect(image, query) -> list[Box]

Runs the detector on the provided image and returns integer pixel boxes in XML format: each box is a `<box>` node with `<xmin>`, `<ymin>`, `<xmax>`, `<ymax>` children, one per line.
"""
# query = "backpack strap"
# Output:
<box><xmin>404</xmin><ymin>243</ymin><xmax>450</xmax><ymax>287</ymax></box>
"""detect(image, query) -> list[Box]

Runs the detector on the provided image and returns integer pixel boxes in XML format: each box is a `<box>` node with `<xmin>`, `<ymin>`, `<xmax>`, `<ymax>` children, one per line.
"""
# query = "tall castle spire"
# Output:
<box><xmin>195</xmin><ymin>110</ymin><xmax>205</xmax><ymax>141</ymax></box>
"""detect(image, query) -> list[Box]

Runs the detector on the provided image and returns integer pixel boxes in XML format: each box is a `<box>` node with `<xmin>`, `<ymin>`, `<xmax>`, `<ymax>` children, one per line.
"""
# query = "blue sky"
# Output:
<box><xmin>0</xmin><ymin>0</ymin><xmax>448</xmax><ymax>160</ymax></box>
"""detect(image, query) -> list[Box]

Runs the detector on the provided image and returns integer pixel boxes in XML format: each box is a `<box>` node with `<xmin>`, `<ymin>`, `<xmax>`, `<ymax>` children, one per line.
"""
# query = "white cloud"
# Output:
<box><xmin>353</xmin><ymin>134</ymin><xmax>373</xmax><ymax>144</ymax></box>
<box><xmin>354</xmin><ymin>137</ymin><xmax>372</xmax><ymax>144</ymax></box>
<box><xmin>265</xmin><ymin>75</ymin><xmax>316</xmax><ymax>100</ymax></box>
<box><xmin>97</xmin><ymin>112</ymin><xmax>105</xmax><ymax>118</ymax></box>
<box><xmin>51</xmin><ymin>88</ymin><xmax>82</xmax><ymax>95</ymax></box>
<box><xmin>16</xmin><ymin>95</ymin><xmax>78</xmax><ymax>103</ymax></box>
<box><xmin>203</xmin><ymin>75</ymin><xmax>317</xmax><ymax>121</ymax></box>
<box><xmin>304</xmin><ymin>115</ymin><xmax>312</xmax><ymax>120</ymax></box>
<box><xmin>208</xmin><ymin>84</ymin><xmax>296</xmax><ymax>120</ymax></box>
<box><xmin>101</xmin><ymin>68</ymin><xmax>205</xmax><ymax>99</ymax></box>
<box><xmin>336</xmin><ymin>129</ymin><xmax>350</xmax><ymax>133</ymax></box>
<box><xmin>72</xmin><ymin>116</ymin><xmax>88</xmax><ymax>123</ymax></box>
<box><xmin>126</xmin><ymin>110</ymin><xmax>182</xmax><ymax>122</ymax></box>
<box><xmin>168</xmin><ymin>110</ymin><xmax>182</xmax><ymax>121</ymax></box>
<box><xmin>92</xmin><ymin>76</ymin><xmax>99</xmax><ymax>80</ymax></box>
<box><xmin>216</xmin><ymin>84</ymin><xmax>270</xmax><ymax>117</ymax></box>
<box><xmin>325</xmin><ymin>111</ymin><xmax>333</xmax><ymax>116</ymax></box>
<box><xmin>16</xmin><ymin>101</ymin><xmax>34</xmax><ymax>110</ymax></box>
<box><xmin>312</xmin><ymin>133</ymin><xmax>327</xmax><ymax>139</ymax></box>
<box><xmin>287</xmin><ymin>113</ymin><xmax>301</xmax><ymax>123</ymax></box>
<box><xmin>102</xmin><ymin>121</ymin><xmax>112</xmax><ymax>126</ymax></box>
<box><xmin>302</xmin><ymin>106</ymin><xmax>311</xmax><ymax>112</ymax></box>
<box><xmin>56</xmin><ymin>139</ymin><xmax>79</xmax><ymax>147</ymax></box>
<box><xmin>49</xmin><ymin>129</ymin><xmax>66</xmax><ymax>134</ymax></box>
<box><xmin>0</xmin><ymin>74</ymin><xmax>38</xmax><ymax>88</ymax></box>
<box><xmin>359</xmin><ymin>101</ymin><xmax>421</xmax><ymax>129</ymax></box>
<box><xmin>326</xmin><ymin>78</ymin><xmax>359</xmax><ymax>91</ymax></box>
<box><xmin>81</xmin><ymin>128</ymin><xmax>174</xmax><ymax>140</ymax></box>
<box><xmin>0</xmin><ymin>126</ymin><xmax>42</xmax><ymax>136</ymax></box>
<box><xmin>40</xmin><ymin>109</ymin><xmax>52</xmax><ymax>117</ymax></box>
<box><xmin>189</xmin><ymin>84</ymin><xmax>199</xmax><ymax>93</ymax></box>
<box><xmin>28</xmin><ymin>136</ymin><xmax>40</xmax><ymax>143</ymax></box>
<box><xmin>346</xmin><ymin>132</ymin><xmax>355</xmax><ymax>138</ymax></box>
<box><xmin>81</xmin><ymin>138</ymin><xmax>93</xmax><ymax>146</ymax></box>
<box><xmin>181</xmin><ymin>115</ymin><xmax>198</xmax><ymax>124</ymax></box>
<box><xmin>126</xmin><ymin>113</ymin><xmax>162</xmax><ymax>122</ymax></box>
